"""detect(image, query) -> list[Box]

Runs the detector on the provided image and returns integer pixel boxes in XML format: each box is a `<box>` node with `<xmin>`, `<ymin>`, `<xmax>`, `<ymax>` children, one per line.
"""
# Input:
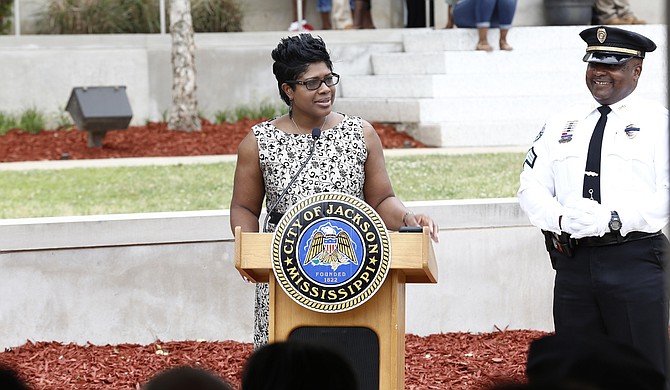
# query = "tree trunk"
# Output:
<box><xmin>168</xmin><ymin>0</ymin><xmax>201</xmax><ymax>132</ymax></box>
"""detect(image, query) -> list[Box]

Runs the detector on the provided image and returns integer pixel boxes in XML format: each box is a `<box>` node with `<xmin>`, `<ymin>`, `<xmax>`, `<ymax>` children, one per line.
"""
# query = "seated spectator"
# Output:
<box><xmin>445</xmin><ymin>0</ymin><xmax>517</xmax><ymax>51</ymax></box>
<box><xmin>142</xmin><ymin>366</ymin><xmax>234</xmax><ymax>390</ymax></box>
<box><xmin>318</xmin><ymin>0</ymin><xmax>355</xmax><ymax>30</ymax></box>
<box><xmin>444</xmin><ymin>1</ymin><xmax>454</xmax><ymax>28</ymax></box>
<box><xmin>406</xmin><ymin>0</ymin><xmax>435</xmax><ymax>28</ymax></box>
<box><xmin>241</xmin><ymin>341</ymin><xmax>359</xmax><ymax>390</ymax></box>
<box><xmin>353</xmin><ymin>0</ymin><xmax>375</xmax><ymax>29</ymax></box>
<box><xmin>318</xmin><ymin>0</ymin><xmax>334</xmax><ymax>29</ymax></box>
<box><xmin>593</xmin><ymin>0</ymin><xmax>646</xmax><ymax>25</ymax></box>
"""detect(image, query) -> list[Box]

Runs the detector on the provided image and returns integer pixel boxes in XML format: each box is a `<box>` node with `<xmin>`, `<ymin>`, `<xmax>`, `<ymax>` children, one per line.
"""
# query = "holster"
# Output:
<box><xmin>542</xmin><ymin>230</ymin><xmax>575</xmax><ymax>258</ymax></box>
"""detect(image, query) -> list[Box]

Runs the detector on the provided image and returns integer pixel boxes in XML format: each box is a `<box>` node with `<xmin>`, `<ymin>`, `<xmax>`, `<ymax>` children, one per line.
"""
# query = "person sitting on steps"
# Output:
<box><xmin>593</xmin><ymin>0</ymin><xmax>646</xmax><ymax>25</ymax></box>
<box><xmin>353</xmin><ymin>0</ymin><xmax>375</xmax><ymax>29</ymax></box>
<box><xmin>444</xmin><ymin>0</ymin><xmax>517</xmax><ymax>52</ymax></box>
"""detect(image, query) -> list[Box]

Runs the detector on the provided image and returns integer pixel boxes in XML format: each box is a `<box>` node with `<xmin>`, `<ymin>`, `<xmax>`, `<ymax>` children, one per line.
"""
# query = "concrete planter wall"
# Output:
<box><xmin>0</xmin><ymin>199</ymin><xmax>559</xmax><ymax>349</ymax></box>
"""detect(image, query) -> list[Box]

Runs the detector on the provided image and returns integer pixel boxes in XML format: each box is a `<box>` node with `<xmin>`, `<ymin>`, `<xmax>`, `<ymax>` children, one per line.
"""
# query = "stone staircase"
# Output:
<box><xmin>333</xmin><ymin>25</ymin><xmax>667</xmax><ymax>148</ymax></box>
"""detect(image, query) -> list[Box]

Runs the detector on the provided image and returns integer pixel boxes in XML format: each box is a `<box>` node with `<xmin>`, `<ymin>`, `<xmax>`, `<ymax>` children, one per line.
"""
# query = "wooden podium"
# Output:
<box><xmin>235</xmin><ymin>226</ymin><xmax>438</xmax><ymax>390</ymax></box>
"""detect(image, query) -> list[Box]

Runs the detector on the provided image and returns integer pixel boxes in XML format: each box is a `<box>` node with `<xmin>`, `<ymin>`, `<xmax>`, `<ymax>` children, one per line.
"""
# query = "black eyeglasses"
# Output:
<box><xmin>286</xmin><ymin>73</ymin><xmax>340</xmax><ymax>90</ymax></box>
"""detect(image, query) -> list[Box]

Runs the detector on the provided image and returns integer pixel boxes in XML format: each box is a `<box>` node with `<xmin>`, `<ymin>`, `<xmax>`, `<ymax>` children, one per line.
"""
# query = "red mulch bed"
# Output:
<box><xmin>0</xmin><ymin>119</ymin><xmax>426</xmax><ymax>162</ymax></box>
<box><xmin>0</xmin><ymin>331</ymin><xmax>547</xmax><ymax>389</ymax></box>
<box><xmin>0</xmin><ymin>121</ymin><xmax>545</xmax><ymax>388</ymax></box>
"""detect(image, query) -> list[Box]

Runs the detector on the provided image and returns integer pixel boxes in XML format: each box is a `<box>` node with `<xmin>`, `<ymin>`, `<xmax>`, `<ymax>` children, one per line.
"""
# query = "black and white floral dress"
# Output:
<box><xmin>251</xmin><ymin>113</ymin><xmax>367</xmax><ymax>348</ymax></box>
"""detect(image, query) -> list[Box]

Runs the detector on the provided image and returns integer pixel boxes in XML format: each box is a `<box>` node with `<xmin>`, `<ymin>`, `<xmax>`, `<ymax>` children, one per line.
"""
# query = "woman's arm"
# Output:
<box><xmin>229</xmin><ymin>130</ymin><xmax>265</xmax><ymax>233</ymax></box>
<box><xmin>362</xmin><ymin>120</ymin><xmax>439</xmax><ymax>242</ymax></box>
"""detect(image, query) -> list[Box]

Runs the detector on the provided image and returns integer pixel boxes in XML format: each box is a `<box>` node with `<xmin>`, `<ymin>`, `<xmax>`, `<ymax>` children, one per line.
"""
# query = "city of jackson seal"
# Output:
<box><xmin>271</xmin><ymin>192</ymin><xmax>391</xmax><ymax>313</ymax></box>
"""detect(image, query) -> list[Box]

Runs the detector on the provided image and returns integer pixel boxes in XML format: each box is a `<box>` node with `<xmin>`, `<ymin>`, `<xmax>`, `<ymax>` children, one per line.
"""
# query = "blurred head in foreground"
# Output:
<box><xmin>241</xmin><ymin>341</ymin><xmax>359</xmax><ymax>390</ymax></box>
<box><xmin>142</xmin><ymin>366</ymin><xmax>234</xmax><ymax>390</ymax></box>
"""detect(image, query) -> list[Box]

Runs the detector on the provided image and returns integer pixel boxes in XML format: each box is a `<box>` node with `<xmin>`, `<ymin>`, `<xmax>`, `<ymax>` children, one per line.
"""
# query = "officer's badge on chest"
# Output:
<box><xmin>558</xmin><ymin>120</ymin><xmax>577</xmax><ymax>143</ymax></box>
<box><xmin>624</xmin><ymin>124</ymin><xmax>640</xmax><ymax>139</ymax></box>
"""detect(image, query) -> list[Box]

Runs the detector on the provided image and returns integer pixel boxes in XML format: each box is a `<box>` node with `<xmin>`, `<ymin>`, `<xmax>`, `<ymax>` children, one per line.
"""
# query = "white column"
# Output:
<box><xmin>160</xmin><ymin>0</ymin><xmax>166</xmax><ymax>34</ymax></box>
<box><xmin>296</xmin><ymin>0</ymin><xmax>303</xmax><ymax>25</ymax></box>
<box><xmin>14</xmin><ymin>0</ymin><xmax>20</xmax><ymax>35</ymax></box>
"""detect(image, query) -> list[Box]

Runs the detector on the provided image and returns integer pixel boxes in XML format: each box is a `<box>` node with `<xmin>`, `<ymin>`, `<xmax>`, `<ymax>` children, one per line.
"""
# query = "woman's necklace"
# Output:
<box><xmin>291</xmin><ymin>113</ymin><xmax>329</xmax><ymax>135</ymax></box>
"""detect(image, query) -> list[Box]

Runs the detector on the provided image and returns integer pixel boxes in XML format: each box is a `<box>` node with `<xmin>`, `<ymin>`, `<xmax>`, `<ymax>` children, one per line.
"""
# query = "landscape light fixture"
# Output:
<box><xmin>65</xmin><ymin>86</ymin><xmax>133</xmax><ymax>148</ymax></box>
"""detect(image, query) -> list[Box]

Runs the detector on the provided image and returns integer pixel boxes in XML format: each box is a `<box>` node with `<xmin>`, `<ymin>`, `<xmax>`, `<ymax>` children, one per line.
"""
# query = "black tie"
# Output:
<box><xmin>583</xmin><ymin>105</ymin><xmax>611</xmax><ymax>203</ymax></box>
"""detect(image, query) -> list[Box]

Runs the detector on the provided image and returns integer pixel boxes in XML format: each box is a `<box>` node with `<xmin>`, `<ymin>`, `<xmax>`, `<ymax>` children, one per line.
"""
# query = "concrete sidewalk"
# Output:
<box><xmin>0</xmin><ymin>146</ymin><xmax>528</xmax><ymax>171</ymax></box>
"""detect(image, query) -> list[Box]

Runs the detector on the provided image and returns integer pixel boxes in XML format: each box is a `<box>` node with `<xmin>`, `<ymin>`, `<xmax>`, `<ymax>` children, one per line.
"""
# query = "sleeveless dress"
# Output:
<box><xmin>252</xmin><ymin>113</ymin><xmax>367</xmax><ymax>348</ymax></box>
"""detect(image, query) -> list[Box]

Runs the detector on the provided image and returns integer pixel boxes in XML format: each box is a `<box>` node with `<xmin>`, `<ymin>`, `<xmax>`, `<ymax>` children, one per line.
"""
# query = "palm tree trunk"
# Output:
<box><xmin>168</xmin><ymin>0</ymin><xmax>201</xmax><ymax>132</ymax></box>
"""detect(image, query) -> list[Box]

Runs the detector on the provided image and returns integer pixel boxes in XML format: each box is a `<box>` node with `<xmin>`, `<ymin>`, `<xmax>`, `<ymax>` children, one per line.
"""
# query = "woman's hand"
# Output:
<box><xmin>405</xmin><ymin>212</ymin><xmax>440</xmax><ymax>243</ymax></box>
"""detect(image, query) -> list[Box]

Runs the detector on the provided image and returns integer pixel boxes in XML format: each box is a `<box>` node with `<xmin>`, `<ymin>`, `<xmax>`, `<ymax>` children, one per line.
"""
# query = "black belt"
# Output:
<box><xmin>575</xmin><ymin>231</ymin><xmax>662</xmax><ymax>247</ymax></box>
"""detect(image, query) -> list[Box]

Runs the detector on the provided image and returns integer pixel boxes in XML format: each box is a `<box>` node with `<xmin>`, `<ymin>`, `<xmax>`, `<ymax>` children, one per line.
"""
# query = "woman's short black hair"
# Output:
<box><xmin>271</xmin><ymin>34</ymin><xmax>334</xmax><ymax>106</ymax></box>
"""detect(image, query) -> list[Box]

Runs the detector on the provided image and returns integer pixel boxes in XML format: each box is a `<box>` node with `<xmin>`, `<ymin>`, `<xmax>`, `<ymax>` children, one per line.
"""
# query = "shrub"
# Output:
<box><xmin>34</xmin><ymin>0</ymin><xmax>243</xmax><ymax>34</ymax></box>
<box><xmin>53</xmin><ymin>107</ymin><xmax>74</xmax><ymax>130</ymax></box>
<box><xmin>19</xmin><ymin>108</ymin><xmax>47</xmax><ymax>134</ymax></box>
<box><xmin>191</xmin><ymin>0</ymin><xmax>243</xmax><ymax>33</ymax></box>
<box><xmin>0</xmin><ymin>0</ymin><xmax>12</xmax><ymax>35</ymax></box>
<box><xmin>257</xmin><ymin>100</ymin><xmax>287</xmax><ymax>119</ymax></box>
<box><xmin>35</xmin><ymin>0</ymin><xmax>159</xmax><ymax>34</ymax></box>
<box><xmin>0</xmin><ymin>108</ymin><xmax>58</xmax><ymax>135</ymax></box>
<box><xmin>213</xmin><ymin>101</ymin><xmax>286</xmax><ymax>124</ymax></box>
<box><xmin>0</xmin><ymin>112</ymin><xmax>19</xmax><ymax>135</ymax></box>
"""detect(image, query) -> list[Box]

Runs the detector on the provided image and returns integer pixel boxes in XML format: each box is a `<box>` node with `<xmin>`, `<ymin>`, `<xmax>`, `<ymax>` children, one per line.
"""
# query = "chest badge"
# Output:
<box><xmin>624</xmin><ymin>124</ymin><xmax>640</xmax><ymax>139</ymax></box>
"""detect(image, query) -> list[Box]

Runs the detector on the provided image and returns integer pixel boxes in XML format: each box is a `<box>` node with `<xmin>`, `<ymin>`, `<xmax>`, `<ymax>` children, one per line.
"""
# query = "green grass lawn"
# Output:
<box><xmin>0</xmin><ymin>153</ymin><xmax>525</xmax><ymax>219</ymax></box>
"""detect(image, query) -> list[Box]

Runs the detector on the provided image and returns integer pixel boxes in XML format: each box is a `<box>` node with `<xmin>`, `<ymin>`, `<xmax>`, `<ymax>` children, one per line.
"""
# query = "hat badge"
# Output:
<box><xmin>597</xmin><ymin>28</ymin><xmax>607</xmax><ymax>44</ymax></box>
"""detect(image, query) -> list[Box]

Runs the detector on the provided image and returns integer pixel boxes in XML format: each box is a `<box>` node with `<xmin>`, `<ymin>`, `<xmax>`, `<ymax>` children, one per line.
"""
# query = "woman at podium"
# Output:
<box><xmin>229</xmin><ymin>33</ymin><xmax>439</xmax><ymax>348</ymax></box>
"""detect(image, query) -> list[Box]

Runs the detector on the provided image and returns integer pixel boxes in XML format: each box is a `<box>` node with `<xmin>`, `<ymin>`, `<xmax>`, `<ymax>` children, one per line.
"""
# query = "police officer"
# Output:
<box><xmin>518</xmin><ymin>25</ymin><xmax>669</xmax><ymax>384</ymax></box>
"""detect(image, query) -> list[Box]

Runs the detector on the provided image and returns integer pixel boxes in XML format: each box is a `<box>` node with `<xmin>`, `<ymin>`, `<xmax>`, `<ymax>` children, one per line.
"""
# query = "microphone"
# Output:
<box><xmin>262</xmin><ymin>127</ymin><xmax>322</xmax><ymax>232</ymax></box>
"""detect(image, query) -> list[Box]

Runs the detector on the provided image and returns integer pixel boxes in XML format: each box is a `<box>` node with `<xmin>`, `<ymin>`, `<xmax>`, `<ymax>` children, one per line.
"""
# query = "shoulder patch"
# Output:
<box><xmin>524</xmin><ymin>147</ymin><xmax>537</xmax><ymax>168</ymax></box>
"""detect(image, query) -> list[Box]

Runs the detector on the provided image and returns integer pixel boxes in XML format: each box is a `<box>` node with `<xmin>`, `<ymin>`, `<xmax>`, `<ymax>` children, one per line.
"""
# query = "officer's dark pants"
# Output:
<box><xmin>551</xmin><ymin>234</ymin><xmax>670</xmax><ymax>387</ymax></box>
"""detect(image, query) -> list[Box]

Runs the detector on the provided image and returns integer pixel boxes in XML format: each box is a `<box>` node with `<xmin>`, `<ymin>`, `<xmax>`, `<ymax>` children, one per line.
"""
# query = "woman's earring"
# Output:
<box><xmin>289</xmin><ymin>99</ymin><xmax>293</xmax><ymax>118</ymax></box>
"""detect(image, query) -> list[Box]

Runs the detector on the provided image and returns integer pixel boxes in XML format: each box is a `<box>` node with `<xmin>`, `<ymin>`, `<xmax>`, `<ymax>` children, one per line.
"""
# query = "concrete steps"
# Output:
<box><xmin>333</xmin><ymin>25</ymin><xmax>667</xmax><ymax>147</ymax></box>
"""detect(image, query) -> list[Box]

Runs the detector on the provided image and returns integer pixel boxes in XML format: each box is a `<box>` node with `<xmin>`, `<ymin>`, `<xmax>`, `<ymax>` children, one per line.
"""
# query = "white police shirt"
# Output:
<box><xmin>518</xmin><ymin>93</ymin><xmax>669</xmax><ymax>236</ymax></box>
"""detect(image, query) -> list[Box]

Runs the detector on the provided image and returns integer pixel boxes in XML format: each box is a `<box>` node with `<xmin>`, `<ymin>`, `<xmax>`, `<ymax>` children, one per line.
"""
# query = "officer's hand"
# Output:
<box><xmin>565</xmin><ymin>197</ymin><xmax>599</xmax><ymax>213</ymax></box>
<box><xmin>562</xmin><ymin>209</ymin><xmax>597</xmax><ymax>238</ymax></box>
<box><xmin>563</xmin><ymin>201</ymin><xmax>610</xmax><ymax>239</ymax></box>
<box><xmin>589</xmin><ymin>203</ymin><xmax>611</xmax><ymax>237</ymax></box>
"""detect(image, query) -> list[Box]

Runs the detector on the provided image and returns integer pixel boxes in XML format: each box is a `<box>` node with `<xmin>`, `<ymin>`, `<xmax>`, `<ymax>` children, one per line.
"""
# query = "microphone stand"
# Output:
<box><xmin>262</xmin><ymin>127</ymin><xmax>322</xmax><ymax>233</ymax></box>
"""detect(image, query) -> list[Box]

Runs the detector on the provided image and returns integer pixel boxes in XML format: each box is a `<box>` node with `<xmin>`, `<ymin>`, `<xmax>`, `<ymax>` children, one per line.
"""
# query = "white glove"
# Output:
<box><xmin>562</xmin><ymin>200</ymin><xmax>611</xmax><ymax>239</ymax></box>
<box><xmin>565</xmin><ymin>197</ymin><xmax>599</xmax><ymax>214</ymax></box>
<box><xmin>562</xmin><ymin>209</ymin><xmax>596</xmax><ymax>238</ymax></box>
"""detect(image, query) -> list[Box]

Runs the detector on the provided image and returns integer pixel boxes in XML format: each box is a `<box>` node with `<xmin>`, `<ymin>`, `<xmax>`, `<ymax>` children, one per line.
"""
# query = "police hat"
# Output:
<box><xmin>580</xmin><ymin>26</ymin><xmax>656</xmax><ymax>64</ymax></box>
